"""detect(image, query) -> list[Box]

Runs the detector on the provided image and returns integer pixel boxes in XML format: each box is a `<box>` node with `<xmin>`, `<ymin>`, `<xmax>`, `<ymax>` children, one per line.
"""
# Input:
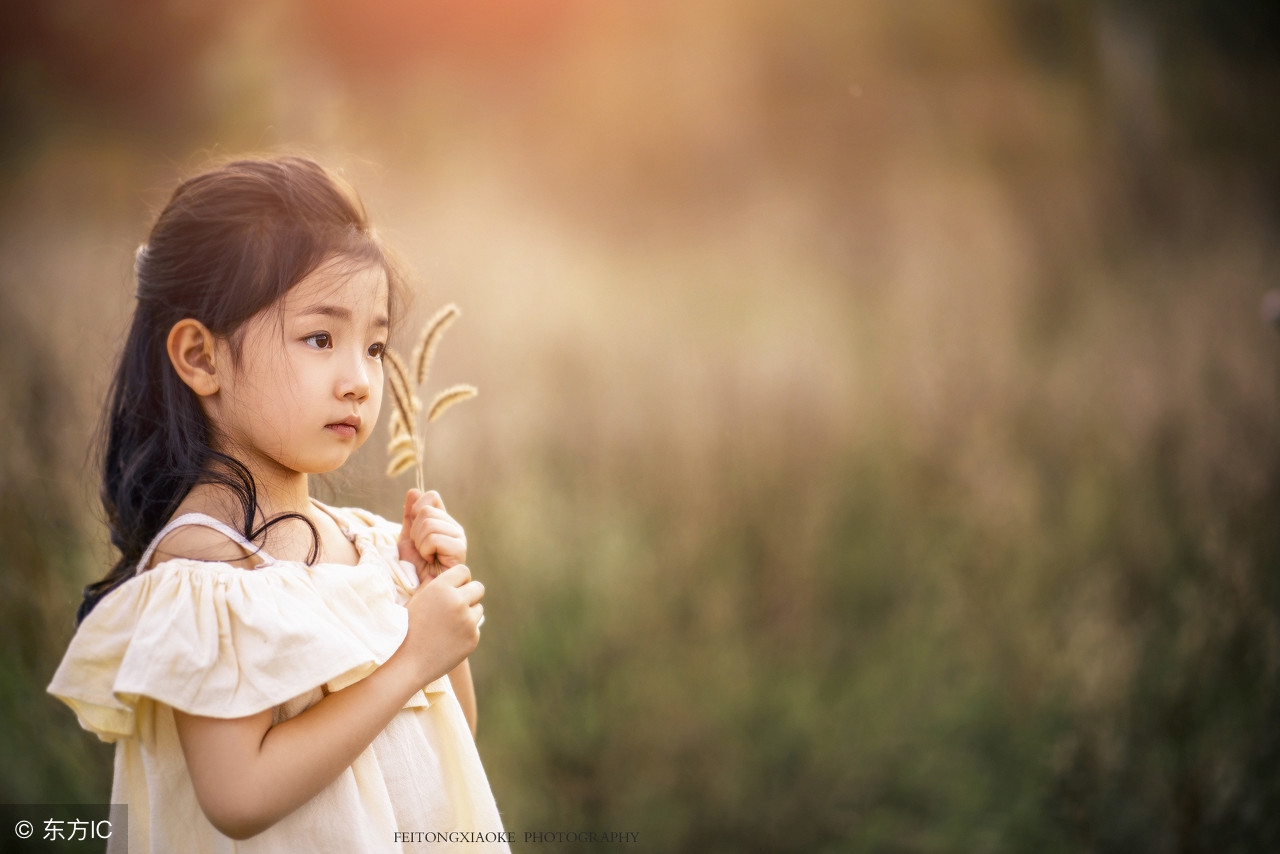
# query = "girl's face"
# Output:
<box><xmin>208</xmin><ymin>259</ymin><xmax>389</xmax><ymax>480</ymax></box>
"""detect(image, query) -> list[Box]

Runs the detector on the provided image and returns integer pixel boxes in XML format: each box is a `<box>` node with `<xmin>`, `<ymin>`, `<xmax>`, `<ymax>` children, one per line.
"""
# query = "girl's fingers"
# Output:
<box><xmin>410</xmin><ymin>504</ymin><xmax>465</xmax><ymax>547</ymax></box>
<box><xmin>412</xmin><ymin>517</ymin><xmax>466</xmax><ymax>554</ymax></box>
<box><xmin>409</xmin><ymin>506</ymin><xmax>453</xmax><ymax>528</ymax></box>
<box><xmin>415</xmin><ymin>505</ymin><xmax>453</xmax><ymax>522</ymax></box>
<box><xmin>413</xmin><ymin>515</ymin><xmax>464</xmax><ymax>540</ymax></box>
<box><xmin>414</xmin><ymin>490</ymin><xmax>446</xmax><ymax>514</ymax></box>
<box><xmin>412</xmin><ymin>526</ymin><xmax>464</xmax><ymax>557</ymax></box>
<box><xmin>415</xmin><ymin>523</ymin><xmax>461</xmax><ymax>547</ymax></box>
<box><xmin>435</xmin><ymin>564</ymin><xmax>471</xmax><ymax>586</ymax></box>
<box><xmin>399</xmin><ymin>490</ymin><xmax>426</xmax><ymax>564</ymax></box>
<box><xmin>460</xmin><ymin>580</ymin><xmax>485</xmax><ymax>605</ymax></box>
<box><xmin>422</xmin><ymin>536</ymin><xmax>466</xmax><ymax>567</ymax></box>
<box><xmin>406</xmin><ymin>491</ymin><xmax>466</xmax><ymax>569</ymax></box>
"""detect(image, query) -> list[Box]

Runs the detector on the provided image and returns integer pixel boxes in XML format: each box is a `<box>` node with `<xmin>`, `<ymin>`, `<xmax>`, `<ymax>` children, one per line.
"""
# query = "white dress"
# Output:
<box><xmin>47</xmin><ymin>500</ymin><xmax>510</xmax><ymax>853</ymax></box>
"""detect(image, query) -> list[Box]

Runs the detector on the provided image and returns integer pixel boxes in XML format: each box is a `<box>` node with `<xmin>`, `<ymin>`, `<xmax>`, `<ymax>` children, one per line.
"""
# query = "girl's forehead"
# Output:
<box><xmin>284</xmin><ymin>261</ymin><xmax>389</xmax><ymax>317</ymax></box>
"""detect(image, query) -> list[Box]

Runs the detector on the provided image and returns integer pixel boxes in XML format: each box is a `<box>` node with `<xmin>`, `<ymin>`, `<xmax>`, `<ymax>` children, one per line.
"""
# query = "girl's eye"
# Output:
<box><xmin>305</xmin><ymin>333</ymin><xmax>332</xmax><ymax>349</ymax></box>
<box><xmin>368</xmin><ymin>342</ymin><xmax>386</xmax><ymax>359</ymax></box>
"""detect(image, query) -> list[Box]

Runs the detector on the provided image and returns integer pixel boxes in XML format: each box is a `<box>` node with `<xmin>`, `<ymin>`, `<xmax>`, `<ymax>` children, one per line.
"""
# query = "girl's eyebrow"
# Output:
<box><xmin>297</xmin><ymin>304</ymin><xmax>390</xmax><ymax>328</ymax></box>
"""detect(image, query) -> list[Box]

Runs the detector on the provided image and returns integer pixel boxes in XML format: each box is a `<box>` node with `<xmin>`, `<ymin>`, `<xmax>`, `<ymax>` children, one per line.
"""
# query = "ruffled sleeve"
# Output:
<box><xmin>318</xmin><ymin>505</ymin><xmax>454</xmax><ymax>710</ymax></box>
<box><xmin>321</xmin><ymin>504</ymin><xmax>425</xmax><ymax>604</ymax></box>
<box><xmin>47</xmin><ymin>557</ymin><xmax>410</xmax><ymax>743</ymax></box>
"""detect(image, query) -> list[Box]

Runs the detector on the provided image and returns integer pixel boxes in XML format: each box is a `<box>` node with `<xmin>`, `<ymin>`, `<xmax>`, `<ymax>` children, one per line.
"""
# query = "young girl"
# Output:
<box><xmin>46</xmin><ymin>156</ymin><xmax>510</xmax><ymax>852</ymax></box>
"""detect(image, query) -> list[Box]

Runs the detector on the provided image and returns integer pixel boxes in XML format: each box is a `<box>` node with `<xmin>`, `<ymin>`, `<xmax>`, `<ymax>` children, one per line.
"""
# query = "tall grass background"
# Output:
<box><xmin>2</xmin><ymin>1</ymin><xmax>1279</xmax><ymax>851</ymax></box>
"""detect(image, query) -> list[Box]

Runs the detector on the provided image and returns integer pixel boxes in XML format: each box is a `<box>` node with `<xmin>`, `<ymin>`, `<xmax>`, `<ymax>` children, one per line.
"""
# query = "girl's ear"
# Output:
<box><xmin>167</xmin><ymin>319</ymin><xmax>221</xmax><ymax>396</ymax></box>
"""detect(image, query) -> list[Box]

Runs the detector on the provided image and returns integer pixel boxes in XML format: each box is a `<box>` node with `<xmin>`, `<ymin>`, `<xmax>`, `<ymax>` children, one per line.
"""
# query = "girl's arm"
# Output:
<box><xmin>449</xmin><ymin>658</ymin><xmax>478</xmax><ymax>738</ymax></box>
<box><xmin>176</xmin><ymin>649</ymin><xmax>420</xmax><ymax>840</ymax></box>
<box><xmin>174</xmin><ymin>564</ymin><xmax>485</xmax><ymax>841</ymax></box>
<box><xmin>398</xmin><ymin>489</ymin><xmax>478</xmax><ymax>737</ymax></box>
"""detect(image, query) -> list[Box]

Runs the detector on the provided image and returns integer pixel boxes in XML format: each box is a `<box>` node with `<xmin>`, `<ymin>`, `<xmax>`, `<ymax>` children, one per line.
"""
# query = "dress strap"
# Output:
<box><xmin>135</xmin><ymin>514</ymin><xmax>276</xmax><ymax>575</ymax></box>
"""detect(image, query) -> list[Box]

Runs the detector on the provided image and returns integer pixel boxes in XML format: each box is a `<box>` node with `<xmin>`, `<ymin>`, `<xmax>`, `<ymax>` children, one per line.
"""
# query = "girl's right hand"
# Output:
<box><xmin>400</xmin><ymin>563</ymin><xmax>485</xmax><ymax>686</ymax></box>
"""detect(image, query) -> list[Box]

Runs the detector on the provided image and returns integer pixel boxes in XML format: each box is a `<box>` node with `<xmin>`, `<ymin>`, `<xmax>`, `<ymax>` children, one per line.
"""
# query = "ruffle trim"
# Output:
<box><xmin>48</xmin><ymin>506</ymin><xmax>446</xmax><ymax>742</ymax></box>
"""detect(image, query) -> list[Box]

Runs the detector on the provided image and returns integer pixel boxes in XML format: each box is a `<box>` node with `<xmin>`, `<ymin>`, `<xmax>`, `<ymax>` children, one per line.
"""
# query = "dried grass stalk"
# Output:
<box><xmin>385</xmin><ymin>350</ymin><xmax>418</xmax><ymax>419</ymax></box>
<box><xmin>428</xmin><ymin>384</ymin><xmax>478</xmax><ymax>423</ymax></box>
<box><xmin>386</xmin><ymin>450</ymin><xmax>417</xmax><ymax>477</ymax></box>
<box><xmin>384</xmin><ymin>303</ymin><xmax>478</xmax><ymax>491</ymax></box>
<box><xmin>412</xmin><ymin>304</ymin><xmax>459</xmax><ymax>386</ymax></box>
<box><xmin>389</xmin><ymin>408</ymin><xmax>410</xmax><ymax>441</ymax></box>
<box><xmin>388</xmin><ymin>433</ymin><xmax>416</xmax><ymax>457</ymax></box>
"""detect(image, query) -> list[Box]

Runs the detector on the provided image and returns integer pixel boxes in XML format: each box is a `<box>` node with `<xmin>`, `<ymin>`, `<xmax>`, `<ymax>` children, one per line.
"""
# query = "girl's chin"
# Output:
<box><xmin>294</xmin><ymin>438</ymin><xmax>366</xmax><ymax>474</ymax></box>
<box><xmin>286</xmin><ymin>452</ymin><xmax>357</xmax><ymax>476</ymax></box>
<box><xmin>300</xmin><ymin>458</ymin><xmax>353</xmax><ymax>476</ymax></box>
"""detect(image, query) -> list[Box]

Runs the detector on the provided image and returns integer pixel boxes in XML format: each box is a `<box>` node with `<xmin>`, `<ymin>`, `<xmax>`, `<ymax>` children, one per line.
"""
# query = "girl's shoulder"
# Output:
<box><xmin>309</xmin><ymin>500</ymin><xmax>404</xmax><ymax>549</ymax></box>
<box><xmin>138</xmin><ymin>488</ymin><xmax>269</xmax><ymax>573</ymax></box>
<box><xmin>136</xmin><ymin>497</ymin><xmax>396</xmax><ymax>575</ymax></box>
<box><xmin>47</xmin><ymin>505</ymin><xmax>414</xmax><ymax>743</ymax></box>
<box><xmin>141</xmin><ymin>524</ymin><xmax>264</xmax><ymax>573</ymax></box>
<box><xmin>317</xmin><ymin>501</ymin><xmax>391</xmax><ymax>527</ymax></box>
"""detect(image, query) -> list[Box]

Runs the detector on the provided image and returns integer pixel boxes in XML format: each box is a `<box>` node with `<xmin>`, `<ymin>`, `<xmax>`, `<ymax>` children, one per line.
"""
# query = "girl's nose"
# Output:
<box><xmin>338</xmin><ymin>350</ymin><xmax>371</xmax><ymax>401</ymax></box>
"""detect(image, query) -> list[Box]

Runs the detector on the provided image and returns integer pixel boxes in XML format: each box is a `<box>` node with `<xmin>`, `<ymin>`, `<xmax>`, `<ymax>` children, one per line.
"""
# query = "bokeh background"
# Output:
<box><xmin>2</xmin><ymin>1</ymin><xmax>1279</xmax><ymax>851</ymax></box>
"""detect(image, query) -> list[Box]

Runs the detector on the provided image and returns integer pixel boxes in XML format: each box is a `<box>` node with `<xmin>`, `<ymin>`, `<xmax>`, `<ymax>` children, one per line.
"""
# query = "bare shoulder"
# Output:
<box><xmin>144</xmin><ymin>524</ymin><xmax>263</xmax><ymax>572</ymax></box>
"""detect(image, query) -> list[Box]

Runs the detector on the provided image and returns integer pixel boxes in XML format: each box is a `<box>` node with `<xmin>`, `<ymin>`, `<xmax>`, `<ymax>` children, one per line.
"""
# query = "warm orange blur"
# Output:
<box><xmin>3</xmin><ymin>1</ymin><xmax>1278</xmax><ymax>850</ymax></box>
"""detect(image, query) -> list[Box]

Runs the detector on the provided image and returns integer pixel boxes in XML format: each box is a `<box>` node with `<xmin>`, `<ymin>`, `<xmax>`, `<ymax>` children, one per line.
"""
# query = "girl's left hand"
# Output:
<box><xmin>398</xmin><ymin>489</ymin><xmax>468</xmax><ymax>585</ymax></box>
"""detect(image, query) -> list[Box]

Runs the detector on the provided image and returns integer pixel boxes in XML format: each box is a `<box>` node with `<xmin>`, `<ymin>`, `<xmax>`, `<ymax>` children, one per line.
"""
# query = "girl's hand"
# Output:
<box><xmin>401</xmin><ymin>563</ymin><xmax>485</xmax><ymax>686</ymax></box>
<box><xmin>397</xmin><ymin>489</ymin><xmax>467</xmax><ymax>585</ymax></box>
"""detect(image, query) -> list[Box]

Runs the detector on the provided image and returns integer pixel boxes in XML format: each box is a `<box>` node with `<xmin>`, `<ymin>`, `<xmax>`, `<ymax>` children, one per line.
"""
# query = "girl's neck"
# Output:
<box><xmin>250</xmin><ymin>468</ymin><xmax>314</xmax><ymax>521</ymax></box>
<box><xmin>208</xmin><ymin>432</ymin><xmax>317</xmax><ymax>520</ymax></box>
<box><xmin>199</xmin><ymin>447</ymin><xmax>316</xmax><ymax>526</ymax></box>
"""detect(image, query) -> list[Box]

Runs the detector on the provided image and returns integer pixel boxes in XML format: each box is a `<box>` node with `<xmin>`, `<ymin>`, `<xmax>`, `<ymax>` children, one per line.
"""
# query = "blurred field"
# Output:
<box><xmin>3</xmin><ymin>1</ymin><xmax>1280</xmax><ymax>852</ymax></box>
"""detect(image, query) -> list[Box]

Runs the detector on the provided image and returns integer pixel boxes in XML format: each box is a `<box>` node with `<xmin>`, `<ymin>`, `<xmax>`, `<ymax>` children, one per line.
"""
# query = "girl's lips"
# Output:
<box><xmin>325</xmin><ymin>419</ymin><xmax>360</xmax><ymax>440</ymax></box>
